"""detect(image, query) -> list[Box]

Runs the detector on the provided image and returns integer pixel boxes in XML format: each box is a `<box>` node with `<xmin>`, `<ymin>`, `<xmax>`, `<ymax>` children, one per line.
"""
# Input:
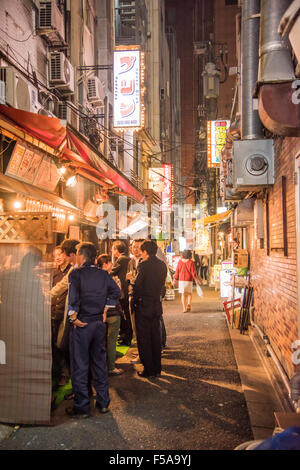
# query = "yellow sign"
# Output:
<box><xmin>207</xmin><ymin>120</ymin><xmax>230</xmax><ymax>168</ymax></box>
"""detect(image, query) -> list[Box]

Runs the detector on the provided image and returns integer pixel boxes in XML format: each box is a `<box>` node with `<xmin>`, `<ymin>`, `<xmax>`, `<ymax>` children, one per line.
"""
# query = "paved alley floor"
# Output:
<box><xmin>0</xmin><ymin>287</ymin><xmax>253</xmax><ymax>450</ymax></box>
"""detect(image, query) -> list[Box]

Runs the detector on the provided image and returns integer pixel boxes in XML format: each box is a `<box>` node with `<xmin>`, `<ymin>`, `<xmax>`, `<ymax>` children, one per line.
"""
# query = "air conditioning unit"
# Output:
<box><xmin>0</xmin><ymin>66</ymin><xmax>39</xmax><ymax>113</ymax></box>
<box><xmin>233</xmin><ymin>139</ymin><xmax>275</xmax><ymax>191</ymax></box>
<box><xmin>49</xmin><ymin>52</ymin><xmax>75</xmax><ymax>94</ymax></box>
<box><xmin>87</xmin><ymin>77</ymin><xmax>104</xmax><ymax>105</ymax></box>
<box><xmin>55</xmin><ymin>101</ymin><xmax>79</xmax><ymax>130</ymax></box>
<box><xmin>38</xmin><ymin>0</ymin><xmax>65</xmax><ymax>44</ymax></box>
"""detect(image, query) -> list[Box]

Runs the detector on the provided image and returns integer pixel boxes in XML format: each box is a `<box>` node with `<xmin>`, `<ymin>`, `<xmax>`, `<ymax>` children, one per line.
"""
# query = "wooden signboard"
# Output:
<box><xmin>6</xmin><ymin>141</ymin><xmax>60</xmax><ymax>191</ymax></box>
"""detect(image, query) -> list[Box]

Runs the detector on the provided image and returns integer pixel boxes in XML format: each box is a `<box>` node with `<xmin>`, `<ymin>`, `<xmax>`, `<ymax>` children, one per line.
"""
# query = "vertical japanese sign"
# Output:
<box><xmin>161</xmin><ymin>164</ymin><xmax>172</xmax><ymax>212</ymax></box>
<box><xmin>207</xmin><ymin>120</ymin><xmax>230</xmax><ymax>168</ymax></box>
<box><xmin>113</xmin><ymin>49</ymin><xmax>141</xmax><ymax>128</ymax></box>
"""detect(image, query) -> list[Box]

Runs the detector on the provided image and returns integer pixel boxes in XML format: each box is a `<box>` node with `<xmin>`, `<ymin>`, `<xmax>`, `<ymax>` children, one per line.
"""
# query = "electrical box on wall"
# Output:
<box><xmin>233</xmin><ymin>249</ymin><xmax>249</xmax><ymax>268</ymax></box>
<box><xmin>233</xmin><ymin>139</ymin><xmax>274</xmax><ymax>190</ymax></box>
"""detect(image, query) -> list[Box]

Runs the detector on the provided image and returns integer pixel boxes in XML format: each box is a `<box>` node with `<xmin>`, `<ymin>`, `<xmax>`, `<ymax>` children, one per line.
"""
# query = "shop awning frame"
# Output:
<box><xmin>203</xmin><ymin>210</ymin><xmax>232</xmax><ymax>227</ymax></box>
<box><xmin>0</xmin><ymin>105</ymin><xmax>145</xmax><ymax>203</ymax></box>
<box><xmin>0</xmin><ymin>173</ymin><xmax>79</xmax><ymax>213</ymax></box>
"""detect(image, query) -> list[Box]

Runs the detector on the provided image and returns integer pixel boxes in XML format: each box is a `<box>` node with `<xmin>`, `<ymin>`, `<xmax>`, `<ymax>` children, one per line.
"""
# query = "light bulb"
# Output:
<box><xmin>58</xmin><ymin>166</ymin><xmax>67</xmax><ymax>175</ymax></box>
<box><xmin>13</xmin><ymin>200</ymin><xmax>22</xmax><ymax>210</ymax></box>
<box><xmin>66</xmin><ymin>176</ymin><xmax>77</xmax><ymax>187</ymax></box>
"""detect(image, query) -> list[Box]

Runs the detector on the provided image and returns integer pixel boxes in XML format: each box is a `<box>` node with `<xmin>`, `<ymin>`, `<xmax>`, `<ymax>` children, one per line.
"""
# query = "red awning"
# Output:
<box><xmin>66</xmin><ymin>129</ymin><xmax>144</xmax><ymax>202</ymax></box>
<box><xmin>0</xmin><ymin>105</ymin><xmax>144</xmax><ymax>202</ymax></box>
<box><xmin>0</xmin><ymin>104</ymin><xmax>66</xmax><ymax>149</ymax></box>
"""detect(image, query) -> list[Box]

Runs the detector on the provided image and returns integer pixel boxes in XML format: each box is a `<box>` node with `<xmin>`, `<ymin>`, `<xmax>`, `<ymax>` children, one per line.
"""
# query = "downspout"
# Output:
<box><xmin>256</xmin><ymin>0</ymin><xmax>300</xmax><ymax>136</ymax></box>
<box><xmin>241</xmin><ymin>0</ymin><xmax>263</xmax><ymax>140</ymax></box>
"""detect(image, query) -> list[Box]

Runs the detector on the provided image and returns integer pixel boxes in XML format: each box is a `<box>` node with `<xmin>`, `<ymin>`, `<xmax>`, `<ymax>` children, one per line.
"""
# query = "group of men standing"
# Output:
<box><xmin>50</xmin><ymin>238</ymin><xmax>167</xmax><ymax>419</ymax></box>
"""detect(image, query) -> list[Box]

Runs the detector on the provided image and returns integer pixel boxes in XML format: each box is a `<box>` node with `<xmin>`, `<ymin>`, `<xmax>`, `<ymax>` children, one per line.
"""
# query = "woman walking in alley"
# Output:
<box><xmin>174</xmin><ymin>250</ymin><xmax>201</xmax><ymax>312</ymax></box>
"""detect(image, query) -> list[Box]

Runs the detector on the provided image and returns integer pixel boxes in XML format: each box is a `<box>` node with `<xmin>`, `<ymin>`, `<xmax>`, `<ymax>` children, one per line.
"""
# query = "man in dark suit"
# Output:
<box><xmin>111</xmin><ymin>241</ymin><xmax>131</xmax><ymax>346</ymax></box>
<box><xmin>133</xmin><ymin>240</ymin><xmax>167</xmax><ymax>378</ymax></box>
<box><xmin>66</xmin><ymin>242</ymin><xmax>121</xmax><ymax>419</ymax></box>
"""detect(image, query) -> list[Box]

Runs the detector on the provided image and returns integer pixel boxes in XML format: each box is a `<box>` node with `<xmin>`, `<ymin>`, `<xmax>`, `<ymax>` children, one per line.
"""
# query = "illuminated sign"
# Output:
<box><xmin>207</xmin><ymin>120</ymin><xmax>230</xmax><ymax>168</ymax></box>
<box><xmin>149</xmin><ymin>167</ymin><xmax>164</xmax><ymax>192</ymax></box>
<box><xmin>161</xmin><ymin>164</ymin><xmax>172</xmax><ymax>212</ymax></box>
<box><xmin>114</xmin><ymin>49</ymin><xmax>141</xmax><ymax>128</ymax></box>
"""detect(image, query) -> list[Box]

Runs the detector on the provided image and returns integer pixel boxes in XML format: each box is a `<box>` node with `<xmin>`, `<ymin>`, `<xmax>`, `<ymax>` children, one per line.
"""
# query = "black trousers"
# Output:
<box><xmin>119</xmin><ymin>296</ymin><xmax>133</xmax><ymax>343</ymax></box>
<box><xmin>160</xmin><ymin>315</ymin><xmax>166</xmax><ymax>349</ymax></box>
<box><xmin>201</xmin><ymin>266</ymin><xmax>209</xmax><ymax>281</ymax></box>
<box><xmin>135</xmin><ymin>302</ymin><xmax>162</xmax><ymax>376</ymax></box>
<box><xmin>51</xmin><ymin>318</ymin><xmax>66</xmax><ymax>380</ymax></box>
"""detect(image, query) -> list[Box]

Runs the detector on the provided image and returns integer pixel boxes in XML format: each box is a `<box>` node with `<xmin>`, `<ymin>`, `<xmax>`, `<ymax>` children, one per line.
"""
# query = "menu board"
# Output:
<box><xmin>5</xmin><ymin>141</ymin><xmax>60</xmax><ymax>192</ymax></box>
<box><xmin>5</xmin><ymin>143</ymin><xmax>26</xmax><ymax>177</ymax></box>
<box><xmin>33</xmin><ymin>157</ymin><xmax>61</xmax><ymax>192</ymax></box>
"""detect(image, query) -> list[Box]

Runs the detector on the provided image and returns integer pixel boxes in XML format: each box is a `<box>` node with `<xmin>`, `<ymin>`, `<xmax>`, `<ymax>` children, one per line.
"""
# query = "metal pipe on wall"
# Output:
<box><xmin>241</xmin><ymin>0</ymin><xmax>263</xmax><ymax>140</ymax></box>
<box><xmin>259</xmin><ymin>0</ymin><xmax>295</xmax><ymax>84</ymax></box>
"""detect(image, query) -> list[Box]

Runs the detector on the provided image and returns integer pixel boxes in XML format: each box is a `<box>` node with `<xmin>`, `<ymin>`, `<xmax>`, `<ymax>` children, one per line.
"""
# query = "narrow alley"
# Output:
<box><xmin>0</xmin><ymin>288</ymin><xmax>253</xmax><ymax>451</ymax></box>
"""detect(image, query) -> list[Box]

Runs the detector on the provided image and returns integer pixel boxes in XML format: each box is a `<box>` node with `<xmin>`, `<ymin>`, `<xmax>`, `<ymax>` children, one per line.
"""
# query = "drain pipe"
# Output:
<box><xmin>241</xmin><ymin>0</ymin><xmax>263</xmax><ymax>140</ymax></box>
<box><xmin>257</xmin><ymin>0</ymin><xmax>300</xmax><ymax>136</ymax></box>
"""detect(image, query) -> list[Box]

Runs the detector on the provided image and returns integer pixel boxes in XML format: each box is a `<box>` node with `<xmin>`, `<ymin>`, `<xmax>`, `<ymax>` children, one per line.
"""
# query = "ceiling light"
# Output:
<box><xmin>13</xmin><ymin>200</ymin><xmax>22</xmax><ymax>210</ymax></box>
<box><xmin>66</xmin><ymin>176</ymin><xmax>77</xmax><ymax>187</ymax></box>
<box><xmin>58</xmin><ymin>166</ymin><xmax>67</xmax><ymax>175</ymax></box>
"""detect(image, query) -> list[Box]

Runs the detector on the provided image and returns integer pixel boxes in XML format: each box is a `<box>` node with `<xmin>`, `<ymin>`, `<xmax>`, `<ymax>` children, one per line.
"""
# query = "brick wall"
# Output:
<box><xmin>249</xmin><ymin>137</ymin><xmax>300</xmax><ymax>378</ymax></box>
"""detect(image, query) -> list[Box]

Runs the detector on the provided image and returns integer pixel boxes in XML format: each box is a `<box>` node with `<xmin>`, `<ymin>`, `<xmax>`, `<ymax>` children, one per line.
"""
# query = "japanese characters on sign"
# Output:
<box><xmin>207</xmin><ymin>120</ymin><xmax>230</xmax><ymax>168</ymax></box>
<box><xmin>5</xmin><ymin>141</ymin><xmax>60</xmax><ymax>192</ymax></box>
<box><xmin>161</xmin><ymin>164</ymin><xmax>173</xmax><ymax>212</ymax></box>
<box><xmin>149</xmin><ymin>167</ymin><xmax>165</xmax><ymax>193</ymax></box>
<box><xmin>113</xmin><ymin>49</ymin><xmax>141</xmax><ymax>128</ymax></box>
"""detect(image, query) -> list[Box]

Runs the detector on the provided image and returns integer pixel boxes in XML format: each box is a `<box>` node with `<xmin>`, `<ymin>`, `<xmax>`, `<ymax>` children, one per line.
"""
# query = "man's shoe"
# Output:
<box><xmin>131</xmin><ymin>356</ymin><xmax>140</xmax><ymax>364</ymax></box>
<box><xmin>64</xmin><ymin>392</ymin><xmax>75</xmax><ymax>401</ymax></box>
<box><xmin>108</xmin><ymin>368</ymin><xmax>124</xmax><ymax>376</ymax></box>
<box><xmin>137</xmin><ymin>370</ymin><xmax>155</xmax><ymax>378</ymax></box>
<box><xmin>95</xmin><ymin>403</ymin><xmax>110</xmax><ymax>414</ymax></box>
<box><xmin>118</xmin><ymin>340</ymin><xmax>131</xmax><ymax>346</ymax></box>
<box><xmin>65</xmin><ymin>406</ymin><xmax>89</xmax><ymax>419</ymax></box>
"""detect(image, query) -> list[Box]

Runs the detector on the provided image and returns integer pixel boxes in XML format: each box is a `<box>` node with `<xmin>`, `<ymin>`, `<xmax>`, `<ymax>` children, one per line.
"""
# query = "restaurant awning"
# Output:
<box><xmin>204</xmin><ymin>210</ymin><xmax>232</xmax><ymax>226</ymax></box>
<box><xmin>65</xmin><ymin>128</ymin><xmax>144</xmax><ymax>202</ymax></box>
<box><xmin>0</xmin><ymin>105</ymin><xmax>144</xmax><ymax>202</ymax></box>
<box><xmin>0</xmin><ymin>104</ymin><xmax>66</xmax><ymax>149</ymax></box>
<box><xmin>0</xmin><ymin>173</ymin><xmax>79</xmax><ymax>213</ymax></box>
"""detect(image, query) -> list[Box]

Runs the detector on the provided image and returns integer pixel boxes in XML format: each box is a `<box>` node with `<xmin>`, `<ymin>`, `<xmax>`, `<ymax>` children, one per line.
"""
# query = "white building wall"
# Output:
<box><xmin>0</xmin><ymin>0</ymin><xmax>48</xmax><ymax>88</ymax></box>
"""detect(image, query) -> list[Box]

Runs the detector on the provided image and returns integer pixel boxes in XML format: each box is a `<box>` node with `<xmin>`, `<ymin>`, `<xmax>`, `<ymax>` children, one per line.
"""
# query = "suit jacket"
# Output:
<box><xmin>133</xmin><ymin>255</ymin><xmax>167</xmax><ymax>318</ymax></box>
<box><xmin>110</xmin><ymin>254</ymin><xmax>130</xmax><ymax>297</ymax></box>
